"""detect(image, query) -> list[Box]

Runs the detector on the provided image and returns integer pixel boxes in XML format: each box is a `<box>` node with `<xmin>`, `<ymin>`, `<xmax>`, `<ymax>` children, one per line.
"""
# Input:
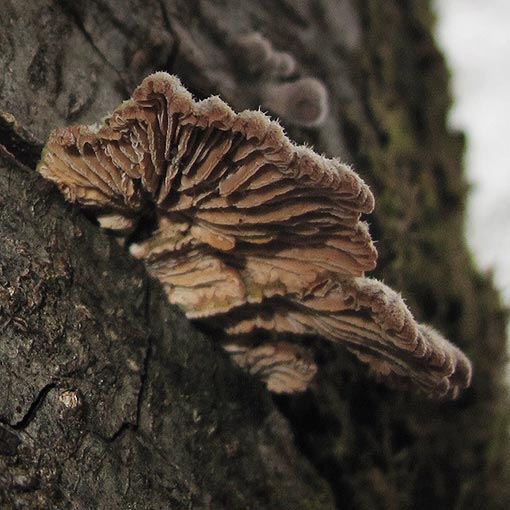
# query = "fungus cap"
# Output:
<box><xmin>37</xmin><ymin>72</ymin><xmax>472</xmax><ymax>397</ymax></box>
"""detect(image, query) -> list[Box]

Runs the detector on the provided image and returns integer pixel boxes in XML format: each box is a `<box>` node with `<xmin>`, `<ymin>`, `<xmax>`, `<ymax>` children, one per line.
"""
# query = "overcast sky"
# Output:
<box><xmin>434</xmin><ymin>0</ymin><xmax>510</xmax><ymax>309</ymax></box>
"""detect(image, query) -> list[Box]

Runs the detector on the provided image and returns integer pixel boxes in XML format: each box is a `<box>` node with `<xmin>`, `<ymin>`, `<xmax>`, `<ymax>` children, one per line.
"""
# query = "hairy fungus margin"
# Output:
<box><xmin>37</xmin><ymin>72</ymin><xmax>471</xmax><ymax>397</ymax></box>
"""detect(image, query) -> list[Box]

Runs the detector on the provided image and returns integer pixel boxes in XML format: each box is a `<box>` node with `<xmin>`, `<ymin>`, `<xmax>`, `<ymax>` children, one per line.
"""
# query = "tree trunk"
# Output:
<box><xmin>1</xmin><ymin>1</ymin><xmax>509</xmax><ymax>509</ymax></box>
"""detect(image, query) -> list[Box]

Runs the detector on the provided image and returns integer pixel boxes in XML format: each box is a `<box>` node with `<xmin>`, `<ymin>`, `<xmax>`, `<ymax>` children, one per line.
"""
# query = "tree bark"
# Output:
<box><xmin>1</xmin><ymin>1</ymin><xmax>509</xmax><ymax>509</ymax></box>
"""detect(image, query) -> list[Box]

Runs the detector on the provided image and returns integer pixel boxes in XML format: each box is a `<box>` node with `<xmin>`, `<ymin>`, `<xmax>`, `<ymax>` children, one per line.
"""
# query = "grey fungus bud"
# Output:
<box><xmin>233</xmin><ymin>33</ymin><xmax>274</xmax><ymax>75</ymax></box>
<box><xmin>261</xmin><ymin>77</ymin><xmax>329</xmax><ymax>128</ymax></box>
<box><xmin>233</xmin><ymin>32</ymin><xmax>297</xmax><ymax>79</ymax></box>
<box><xmin>268</xmin><ymin>51</ymin><xmax>297</xmax><ymax>79</ymax></box>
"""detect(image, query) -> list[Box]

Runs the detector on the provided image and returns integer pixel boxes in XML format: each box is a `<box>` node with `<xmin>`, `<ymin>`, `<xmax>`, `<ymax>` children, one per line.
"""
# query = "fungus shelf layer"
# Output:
<box><xmin>38</xmin><ymin>72</ymin><xmax>471</xmax><ymax>397</ymax></box>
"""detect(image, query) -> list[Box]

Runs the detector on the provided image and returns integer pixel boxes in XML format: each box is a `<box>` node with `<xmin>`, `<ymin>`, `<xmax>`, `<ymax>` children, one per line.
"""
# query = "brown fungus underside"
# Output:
<box><xmin>37</xmin><ymin>72</ymin><xmax>471</xmax><ymax>398</ymax></box>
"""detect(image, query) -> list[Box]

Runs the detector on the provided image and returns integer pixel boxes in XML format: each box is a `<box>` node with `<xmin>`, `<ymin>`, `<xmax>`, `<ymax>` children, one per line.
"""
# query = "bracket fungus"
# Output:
<box><xmin>223</xmin><ymin>341</ymin><xmax>317</xmax><ymax>394</ymax></box>
<box><xmin>37</xmin><ymin>72</ymin><xmax>472</xmax><ymax>398</ymax></box>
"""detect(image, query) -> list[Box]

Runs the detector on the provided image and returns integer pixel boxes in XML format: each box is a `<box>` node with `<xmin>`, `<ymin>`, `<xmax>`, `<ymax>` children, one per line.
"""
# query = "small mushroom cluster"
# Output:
<box><xmin>37</xmin><ymin>72</ymin><xmax>472</xmax><ymax>398</ymax></box>
<box><xmin>233</xmin><ymin>32</ymin><xmax>329</xmax><ymax>127</ymax></box>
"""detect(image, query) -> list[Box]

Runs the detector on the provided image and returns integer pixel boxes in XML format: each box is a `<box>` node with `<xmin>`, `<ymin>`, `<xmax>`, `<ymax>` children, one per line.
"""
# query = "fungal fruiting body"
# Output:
<box><xmin>260</xmin><ymin>78</ymin><xmax>329</xmax><ymax>128</ymax></box>
<box><xmin>233</xmin><ymin>32</ymin><xmax>297</xmax><ymax>78</ymax></box>
<box><xmin>232</xmin><ymin>32</ymin><xmax>329</xmax><ymax>127</ymax></box>
<box><xmin>37</xmin><ymin>72</ymin><xmax>472</xmax><ymax>397</ymax></box>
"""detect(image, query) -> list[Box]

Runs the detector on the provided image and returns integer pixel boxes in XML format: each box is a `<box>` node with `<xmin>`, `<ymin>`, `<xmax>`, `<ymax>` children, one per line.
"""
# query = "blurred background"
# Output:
<box><xmin>434</xmin><ymin>0</ymin><xmax>510</xmax><ymax>321</ymax></box>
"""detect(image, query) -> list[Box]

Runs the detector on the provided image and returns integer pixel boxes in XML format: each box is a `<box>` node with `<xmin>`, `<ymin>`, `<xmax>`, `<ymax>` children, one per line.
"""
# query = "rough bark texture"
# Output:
<box><xmin>0</xmin><ymin>1</ymin><xmax>509</xmax><ymax>509</ymax></box>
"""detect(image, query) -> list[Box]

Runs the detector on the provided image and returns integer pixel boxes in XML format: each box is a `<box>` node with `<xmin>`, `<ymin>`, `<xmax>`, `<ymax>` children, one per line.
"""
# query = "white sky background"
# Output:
<box><xmin>434</xmin><ymin>0</ymin><xmax>510</xmax><ymax>312</ymax></box>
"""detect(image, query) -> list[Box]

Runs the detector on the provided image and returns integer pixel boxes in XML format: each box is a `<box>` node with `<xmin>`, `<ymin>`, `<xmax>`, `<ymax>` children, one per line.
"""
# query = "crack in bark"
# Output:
<box><xmin>155</xmin><ymin>0</ymin><xmax>182</xmax><ymax>74</ymax></box>
<box><xmin>89</xmin><ymin>0</ymin><xmax>140</xmax><ymax>39</ymax></box>
<box><xmin>105</xmin><ymin>334</ymin><xmax>153</xmax><ymax>443</ymax></box>
<box><xmin>100</xmin><ymin>267</ymin><xmax>157</xmax><ymax>443</ymax></box>
<box><xmin>55</xmin><ymin>0</ymin><xmax>127</xmax><ymax>90</ymax></box>
<box><xmin>156</xmin><ymin>0</ymin><xmax>173</xmax><ymax>34</ymax></box>
<box><xmin>0</xmin><ymin>115</ymin><xmax>43</xmax><ymax>169</ymax></box>
<box><xmin>8</xmin><ymin>383</ymin><xmax>56</xmax><ymax>430</ymax></box>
